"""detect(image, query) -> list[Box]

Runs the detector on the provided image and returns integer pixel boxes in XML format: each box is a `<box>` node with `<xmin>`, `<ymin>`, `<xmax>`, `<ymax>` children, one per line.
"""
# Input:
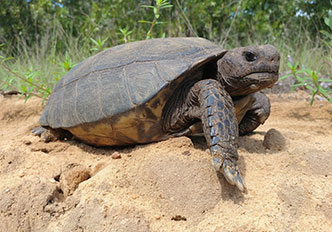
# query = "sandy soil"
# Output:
<box><xmin>0</xmin><ymin>92</ymin><xmax>331</xmax><ymax>232</ymax></box>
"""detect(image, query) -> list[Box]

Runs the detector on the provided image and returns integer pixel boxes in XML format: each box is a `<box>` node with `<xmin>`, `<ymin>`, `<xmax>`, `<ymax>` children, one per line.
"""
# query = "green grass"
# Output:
<box><xmin>0</xmin><ymin>30</ymin><xmax>92</xmax><ymax>100</ymax></box>
<box><xmin>1</xmin><ymin>35</ymin><xmax>331</xmax><ymax>102</ymax></box>
<box><xmin>0</xmin><ymin>0</ymin><xmax>331</xmax><ymax>104</ymax></box>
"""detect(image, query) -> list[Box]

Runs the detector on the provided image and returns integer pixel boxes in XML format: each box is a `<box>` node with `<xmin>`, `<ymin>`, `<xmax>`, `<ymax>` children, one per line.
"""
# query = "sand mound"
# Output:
<box><xmin>0</xmin><ymin>93</ymin><xmax>331</xmax><ymax>231</ymax></box>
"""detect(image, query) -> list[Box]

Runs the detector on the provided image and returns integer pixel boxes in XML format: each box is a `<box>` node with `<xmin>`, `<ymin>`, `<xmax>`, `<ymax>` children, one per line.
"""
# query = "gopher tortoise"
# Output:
<box><xmin>34</xmin><ymin>37</ymin><xmax>280</xmax><ymax>191</ymax></box>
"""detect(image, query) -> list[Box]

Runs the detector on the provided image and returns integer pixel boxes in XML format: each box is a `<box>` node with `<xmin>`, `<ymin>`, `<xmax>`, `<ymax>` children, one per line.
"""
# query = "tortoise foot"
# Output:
<box><xmin>239</xmin><ymin>92</ymin><xmax>271</xmax><ymax>136</ymax></box>
<box><xmin>32</xmin><ymin>127</ymin><xmax>72</xmax><ymax>143</ymax></box>
<box><xmin>221</xmin><ymin>159</ymin><xmax>246</xmax><ymax>192</ymax></box>
<box><xmin>32</xmin><ymin>127</ymin><xmax>57</xmax><ymax>143</ymax></box>
<box><xmin>32</xmin><ymin>126</ymin><xmax>47</xmax><ymax>137</ymax></box>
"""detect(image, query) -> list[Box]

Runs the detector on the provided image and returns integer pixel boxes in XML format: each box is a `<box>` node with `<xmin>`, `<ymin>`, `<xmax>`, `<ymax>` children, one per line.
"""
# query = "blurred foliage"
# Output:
<box><xmin>279</xmin><ymin>0</ymin><xmax>332</xmax><ymax>105</ymax></box>
<box><xmin>1</xmin><ymin>0</ymin><xmax>331</xmax><ymax>55</ymax></box>
<box><xmin>0</xmin><ymin>0</ymin><xmax>331</xmax><ymax>102</ymax></box>
<box><xmin>320</xmin><ymin>1</ymin><xmax>332</xmax><ymax>61</ymax></box>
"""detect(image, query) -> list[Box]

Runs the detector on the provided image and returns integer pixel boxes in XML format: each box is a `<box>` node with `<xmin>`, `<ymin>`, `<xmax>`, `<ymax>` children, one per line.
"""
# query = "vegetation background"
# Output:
<box><xmin>0</xmin><ymin>0</ymin><xmax>331</xmax><ymax>102</ymax></box>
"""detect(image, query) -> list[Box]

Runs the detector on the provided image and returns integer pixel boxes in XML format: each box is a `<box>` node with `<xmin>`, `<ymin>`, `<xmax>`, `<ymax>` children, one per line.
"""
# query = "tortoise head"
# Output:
<box><xmin>217</xmin><ymin>45</ymin><xmax>280</xmax><ymax>96</ymax></box>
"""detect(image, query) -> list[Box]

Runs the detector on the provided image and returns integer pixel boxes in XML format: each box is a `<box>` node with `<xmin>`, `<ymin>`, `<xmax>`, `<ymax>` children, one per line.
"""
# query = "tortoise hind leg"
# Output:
<box><xmin>32</xmin><ymin>126</ymin><xmax>48</xmax><ymax>137</ymax></box>
<box><xmin>32</xmin><ymin>127</ymin><xmax>73</xmax><ymax>142</ymax></box>
<box><xmin>170</xmin><ymin>122</ymin><xmax>203</xmax><ymax>137</ymax></box>
<box><xmin>236</xmin><ymin>92</ymin><xmax>271</xmax><ymax>136</ymax></box>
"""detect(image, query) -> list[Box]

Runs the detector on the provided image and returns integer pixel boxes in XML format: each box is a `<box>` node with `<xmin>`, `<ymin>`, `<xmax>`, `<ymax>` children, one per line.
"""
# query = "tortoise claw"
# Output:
<box><xmin>222</xmin><ymin>159</ymin><xmax>247</xmax><ymax>192</ymax></box>
<box><xmin>32</xmin><ymin>126</ymin><xmax>47</xmax><ymax>137</ymax></box>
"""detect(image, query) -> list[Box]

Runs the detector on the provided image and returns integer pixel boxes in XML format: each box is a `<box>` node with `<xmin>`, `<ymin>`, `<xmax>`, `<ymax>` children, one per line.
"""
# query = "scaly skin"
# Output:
<box><xmin>197</xmin><ymin>79</ymin><xmax>246</xmax><ymax>191</ymax></box>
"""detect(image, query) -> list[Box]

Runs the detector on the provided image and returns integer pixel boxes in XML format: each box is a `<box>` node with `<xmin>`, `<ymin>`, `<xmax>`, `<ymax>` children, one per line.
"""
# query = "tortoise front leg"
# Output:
<box><xmin>196</xmin><ymin>79</ymin><xmax>246</xmax><ymax>191</ymax></box>
<box><xmin>162</xmin><ymin>78</ymin><xmax>246</xmax><ymax>191</ymax></box>
<box><xmin>237</xmin><ymin>92</ymin><xmax>271</xmax><ymax>136</ymax></box>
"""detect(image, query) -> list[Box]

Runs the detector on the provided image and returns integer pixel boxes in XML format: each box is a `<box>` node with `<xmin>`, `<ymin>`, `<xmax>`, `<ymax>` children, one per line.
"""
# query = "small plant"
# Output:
<box><xmin>63</xmin><ymin>51</ymin><xmax>75</xmax><ymax>72</ymax></box>
<box><xmin>139</xmin><ymin>0</ymin><xmax>173</xmax><ymax>39</ymax></box>
<box><xmin>321</xmin><ymin>16</ymin><xmax>332</xmax><ymax>43</ymax></box>
<box><xmin>118</xmin><ymin>27</ymin><xmax>133</xmax><ymax>43</ymax></box>
<box><xmin>280</xmin><ymin>60</ymin><xmax>332</xmax><ymax>105</ymax></box>
<box><xmin>90</xmin><ymin>37</ymin><xmax>108</xmax><ymax>52</ymax></box>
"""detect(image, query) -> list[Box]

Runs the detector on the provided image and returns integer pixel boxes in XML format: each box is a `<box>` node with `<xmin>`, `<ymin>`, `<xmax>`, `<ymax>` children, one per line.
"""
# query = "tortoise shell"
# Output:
<box><xmin>40</xmin><ymin>37</ymin><xmax>227</xmax><ymax>146</ymax></box>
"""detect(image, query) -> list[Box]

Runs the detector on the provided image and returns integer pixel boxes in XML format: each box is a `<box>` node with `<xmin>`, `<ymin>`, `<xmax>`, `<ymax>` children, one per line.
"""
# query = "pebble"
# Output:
<box><xmin>60</xmin><ymin>163</ymin><xmax>91</xmax><ymax>197</ymax></box>
<box><xmin>130</xmin><ymin>194</ymin><xmax>139</xmax><ymax>199</ymax></box>
<box><xmin>171</xmin><ymin>215</ymin><xmax>187</xmax><ymax>221</ymax></box>
<box><xmin>182</xmin><ymin>151</ymin><xmax>191</xmax><ymax>156</ymax></box>
<box><xmin>23</xmin><ymin>140</ymin><xmax>32</xmax><ymax>145</ymax></box>
<box><xmin>263</xmin><ymin>128</ymin><xmax>286</xmax><ymax>151</ymax></box>
<box><xmin>111</xmin><ymin>152</ymin><xmax>121</xmax><ymax>159</ymax></box>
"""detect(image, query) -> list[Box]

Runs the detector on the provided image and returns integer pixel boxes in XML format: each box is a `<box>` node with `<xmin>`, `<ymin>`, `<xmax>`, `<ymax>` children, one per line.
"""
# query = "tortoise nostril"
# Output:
<box><xmin>271</xmin><ymin>55</ymin><xmax>280</xmax><ymax>62</ymax></box>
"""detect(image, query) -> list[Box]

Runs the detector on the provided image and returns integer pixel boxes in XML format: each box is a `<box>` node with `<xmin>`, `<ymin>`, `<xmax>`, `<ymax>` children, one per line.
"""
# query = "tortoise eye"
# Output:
<box><xmin>244</xmin><ymin>51</ymin><xmax>257</xmax><ymax>62</ymax></box>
